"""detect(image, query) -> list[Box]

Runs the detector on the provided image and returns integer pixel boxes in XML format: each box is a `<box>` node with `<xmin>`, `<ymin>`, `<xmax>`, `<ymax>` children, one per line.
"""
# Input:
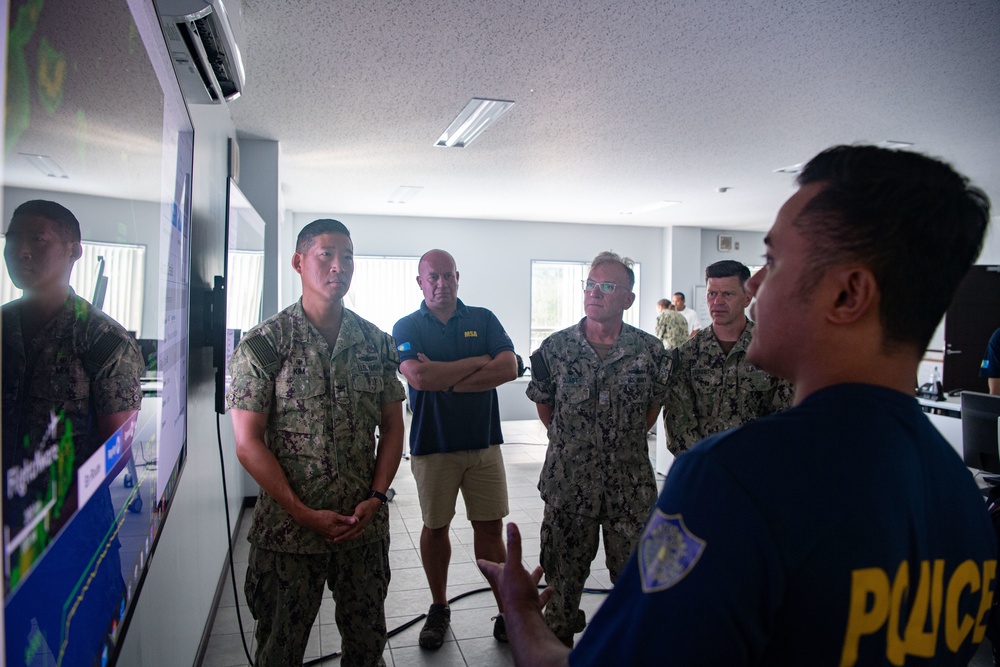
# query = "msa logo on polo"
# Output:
<box><xmin>839</xmin><ymin>559</ymin><xmax>997</xmax><ymax>666</ymax></box>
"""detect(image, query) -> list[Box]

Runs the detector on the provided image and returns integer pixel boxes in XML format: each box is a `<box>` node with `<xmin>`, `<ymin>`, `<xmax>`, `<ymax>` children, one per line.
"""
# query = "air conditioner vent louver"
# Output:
<box><xmin>157</xmin><ymin>0</ymin><xmax>245</xmax><ymax>105</ymax></box>
<box><xmin>192</xmin><ymin>14</ymin><xmax>240</xmax><ymax>99</ymax></box>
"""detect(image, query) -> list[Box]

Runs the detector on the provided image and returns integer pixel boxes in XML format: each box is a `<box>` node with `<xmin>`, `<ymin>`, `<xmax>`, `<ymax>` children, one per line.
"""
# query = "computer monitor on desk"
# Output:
<box><xmin>961</xmin><ymin>391</ymin><xmax>1000</xmax><ymax>474</ymax></box>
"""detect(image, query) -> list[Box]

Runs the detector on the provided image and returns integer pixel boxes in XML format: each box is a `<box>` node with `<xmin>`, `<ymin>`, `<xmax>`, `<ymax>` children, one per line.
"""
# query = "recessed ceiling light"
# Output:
<box><xmin>435</xmin><ymin>98</ymin><xmax>514</xmax><ymax>148</ymax></box>
<box><xmin>620</xmin><ymin>200</ymin><xmax>681</xmax><ymax>215</ymax></box>
<box><xmin>773</xmin><ymin>163</ymin><xmax>803</xmax><ymax>174</ymax></box>
<box><xmin>388</xmin><ymin>186</ymin><xmax>423</xmax><ymax>204</ymax></box>
<box><xmin>20</xmin><ymin>153</ymin><xmax>68</xmax><ymax>178</ymax></box>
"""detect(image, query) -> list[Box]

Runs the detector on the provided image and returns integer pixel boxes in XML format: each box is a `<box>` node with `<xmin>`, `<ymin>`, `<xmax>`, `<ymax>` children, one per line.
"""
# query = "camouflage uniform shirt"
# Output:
<box><xmin>663</xmin><ymin>320</ymin><xmax>793</xmax><ymax>455</ymax></box>
<box><xmin>655</xmin><ymin>309</ymin><xmax>689</xmax><ymax>350</ymax></box>
<box><xmin>226</xmin><ymin>300</ymin><xmax>406</xmax><ymax>554</ymax></box>
<box><xmin>526</xmin><ymin>320</ymin><xmax>670</xmax><ymax>520</ymax></box>
<box><xmin>2</xmin><ymin>290</ymin><xmax>143</xmax><ymax>543</ymax></box>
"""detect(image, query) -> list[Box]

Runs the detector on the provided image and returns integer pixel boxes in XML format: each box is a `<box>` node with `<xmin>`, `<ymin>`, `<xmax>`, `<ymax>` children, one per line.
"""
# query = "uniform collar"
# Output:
<box><xmin>703</xmin><ymin>319</ymin><xmax>755</xmax><ymax>353</ymax></box>
<box><xmin>574</xmin><ymin>317</ymin><xmax>634</xmax><ymax>364</ymax></box>
<box><xmin>418</xmin><ymin>298</ymin><xmax>469</xmax><ymax>324</ymax></box>
<box><xmin>290</xmin><ymin>298</ymin><xmax>367</xmax><ymax>354</ymax></box>
<box><xmin>3</xmin><ymin>288</ymin><xmax>86</xmax><ymax>347</ymax></box>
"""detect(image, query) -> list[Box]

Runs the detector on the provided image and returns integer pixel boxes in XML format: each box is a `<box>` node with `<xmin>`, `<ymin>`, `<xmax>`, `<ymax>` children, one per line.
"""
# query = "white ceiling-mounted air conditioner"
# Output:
<box><xmin>157</xmin><ymin>0</ymin><xmax>246</xmax><ymax>104</ymax></box>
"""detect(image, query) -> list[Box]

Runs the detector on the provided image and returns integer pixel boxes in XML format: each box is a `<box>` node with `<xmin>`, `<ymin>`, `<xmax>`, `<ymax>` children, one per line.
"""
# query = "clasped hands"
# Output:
<box><xmin>299</xmin><ymin>497</ymin><xmax>382</xmax><ymax>544</ymax></box>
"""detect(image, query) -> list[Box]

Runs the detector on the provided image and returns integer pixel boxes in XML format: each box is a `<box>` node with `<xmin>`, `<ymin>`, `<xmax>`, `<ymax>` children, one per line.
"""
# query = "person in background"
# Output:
<box><xmin>392</xmin><ymin>249</ymin><xmax>518</xmax><ymax>649</ymax></box>
<box><xmin>672</xmin><ymin>290</ymin><xmax>701</xmax><ymax>337</ymax></box>
<box><xmin>981</xmin><ymin>326</ymin><xmax>1000</xmax><ymax>395</ymax></box>
<box><xmin>663</xmin><ymin>259</ymin><xmax>793</xmax><ymax>455</ymax></box>
<box><xmin>526</xmin><ymin>251</ymin><xmax>669</xmax><ymax>647</ymax></box>
<box><xmin>654</xmin><ymin>297</ymin><xmax>688</xmax><ymax>350</ymax></box>
<box><xmin>228</xmin><ymin>219</ymin><xmax>405</xmax><ymax>667</ymax></box>
<box><xmin>480</xmin><ymin>144</ymin><xmax>997</xmax><ymax>666</ymax></box>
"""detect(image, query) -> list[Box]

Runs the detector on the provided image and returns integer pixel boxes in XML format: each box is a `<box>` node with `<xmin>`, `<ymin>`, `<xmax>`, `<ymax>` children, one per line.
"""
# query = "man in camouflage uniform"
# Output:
<box><xmin>654</xmin><ymin>298</ymin><xmax>688</xmax><ymax>349</ymax></box>
<box><xmin>526</xmin><ymin>251</ymin><xmax>669</xmax><ymax>647</ymax></box>
<box><xmin>2</xmin><ymin>200</ymin><xmax>143</xmax><ymax>652</ymax></box>
<box><xmin>663</xmin><ymin>260</ymin><xmax>792</xmax><ymax>455</ymax></box>
<box><xmin>227</xmin><ymin>219</ymin><xmax>405</xmax><ymax>667</ymax></box>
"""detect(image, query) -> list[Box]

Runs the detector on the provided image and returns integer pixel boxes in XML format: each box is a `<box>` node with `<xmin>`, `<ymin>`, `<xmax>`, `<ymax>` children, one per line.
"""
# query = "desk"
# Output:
<box><xmin>918</xmin><ymin>396</ymin><xmax>963</xmax><ymax>458</ymax></box>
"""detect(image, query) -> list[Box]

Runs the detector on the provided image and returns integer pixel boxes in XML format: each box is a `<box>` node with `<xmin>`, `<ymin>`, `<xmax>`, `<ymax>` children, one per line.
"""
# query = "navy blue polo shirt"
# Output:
<box><xmin>980</xmin><ymin>327</ymin><xmax>1000</xmax><ymax>379</ymax></box>
<box><xmin>392</xmin><ymin>299</ymin><xmax>514</xmax><ymax>456</ymax></box>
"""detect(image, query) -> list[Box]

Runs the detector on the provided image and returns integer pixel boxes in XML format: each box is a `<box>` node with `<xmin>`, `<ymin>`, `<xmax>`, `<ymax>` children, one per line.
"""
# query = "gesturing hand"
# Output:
<box><xmin>478</xmin><ymin>522</ymin><xmax>552</xmax><ymax>613</ymax></box>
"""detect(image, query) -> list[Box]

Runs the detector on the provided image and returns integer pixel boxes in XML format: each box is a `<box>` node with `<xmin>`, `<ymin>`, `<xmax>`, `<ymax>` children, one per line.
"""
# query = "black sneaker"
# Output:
<box><xmin>492</xmin><ymin>613</ymin><xmax>508</xmax><ymax>643</ymax></box>
<box><xmin>419</xmin><ymin>604</ymin><xmax>450</xmax><ymax>649</ymax></box>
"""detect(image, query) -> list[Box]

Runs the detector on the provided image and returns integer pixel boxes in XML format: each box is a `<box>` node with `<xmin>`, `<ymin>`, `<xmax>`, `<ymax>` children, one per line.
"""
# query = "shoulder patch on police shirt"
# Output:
<box><xmin>638</xmin><ymin>509</ymin><xmax>706</xmax><ymax>593</ymax></box>
<box><xmin>244</xmin><ymin>333</ymin><xmax>281</xmax><ymax>375</ymax></box>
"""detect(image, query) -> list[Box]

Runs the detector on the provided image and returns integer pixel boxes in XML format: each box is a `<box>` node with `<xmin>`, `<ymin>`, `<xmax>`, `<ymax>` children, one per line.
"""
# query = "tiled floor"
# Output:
<box><xmin>199</xmin><ymin>421</ymin><xmax>996</xmax><ymax>667</ymax></box>
<box><xmin>200</xmin><ymin>420</ymin><xmax>631</xmax><ymax>667</ymax></box>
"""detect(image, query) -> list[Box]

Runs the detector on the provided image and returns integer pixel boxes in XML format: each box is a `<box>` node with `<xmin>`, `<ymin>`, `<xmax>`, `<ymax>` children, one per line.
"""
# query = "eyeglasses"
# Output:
<box><xmin>582</xmin><ymin>279</ymin><xmax>618</xmax><ymax>294</ymax></box>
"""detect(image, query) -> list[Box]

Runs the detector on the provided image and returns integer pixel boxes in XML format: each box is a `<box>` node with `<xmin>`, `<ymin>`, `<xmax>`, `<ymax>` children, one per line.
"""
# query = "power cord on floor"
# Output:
<box><xmin>216</xmin><ymin>412</ymin><xmax>255</xmax><ymax>666</ymax></box>
<box><xmin>215</xmin><ymin>412</ymin><xmax>609</xmax><ymax>666</ymax></box>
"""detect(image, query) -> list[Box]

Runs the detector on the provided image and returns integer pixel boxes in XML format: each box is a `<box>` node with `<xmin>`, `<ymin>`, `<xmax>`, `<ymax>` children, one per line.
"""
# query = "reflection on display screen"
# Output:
<box><xmin>2</xmin><ymin>0</ymin><xmax>192</xmax><ymax>664</ymax></box>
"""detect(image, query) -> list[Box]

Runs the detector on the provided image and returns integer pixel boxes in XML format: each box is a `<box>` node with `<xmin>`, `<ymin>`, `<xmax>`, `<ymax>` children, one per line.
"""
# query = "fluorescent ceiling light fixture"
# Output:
<box><xmin>773</xmin><ymin>163</ymin><xmax>803</xmax><ymax>174</ymax></box>
<box><xmin>20</xmin><ymin>153</ymin><xmax>68</xmax><ymax>178</ymax></box>
<box><xmin>620</xmin><ymin>200</ymin><xmax>681</xmax><ymax>215</ymax></box>
<box><xmin>388</xmin><ymin>186</ymin><xmax>423</xmax><ymax>204</ymax></box>
<box><xmin>435</xmin><ymin>98</ymin><xmax>514</xmax><ymax>148</ymax></box>
<box><xmin>877</xmin><ymin>140</ymin><xmax>914</xmax><ymax>149</ymax></box>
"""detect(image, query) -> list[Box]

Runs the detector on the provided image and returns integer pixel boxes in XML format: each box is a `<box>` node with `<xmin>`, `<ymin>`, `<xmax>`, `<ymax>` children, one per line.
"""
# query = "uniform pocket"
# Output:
<box><xmin>351</xmin><ymin>373</ymin><xmax>383</xmax><ymax>394</ymax></box>
<box><xmin>274</xmin><ymin>365</ymin><xmax>326</xmax><ymax>435</ymax></box>
<box><xmin>244</xmin><ymin>545</ymin><xmax>275</xmax><ymax>621</ymax></box>
<box><xmin>562</xmin><ymin>386</ymin><xmax>591</xmax><ymax>404</ymax></box>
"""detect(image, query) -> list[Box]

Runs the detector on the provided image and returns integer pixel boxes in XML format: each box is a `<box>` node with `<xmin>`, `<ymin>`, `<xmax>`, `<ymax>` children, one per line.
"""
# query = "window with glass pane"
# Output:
<box><xmin>530</xmin><ymin>260</ymin><xmax>641</xmax><ymax>353</ymax></box>
<box><xmin>345</xmin><ymin>256</ymin><xmax>423</xmax><ymax>334</ymax></box>
<box><xmin>227</xmin><ymin>249</ymin><xmax>265</xmax><ymax>333</ymax></box>
<box><xmin>0</xmin><ymin>236</ymin><xmax>146</xmax><ymax>335</ymax></box>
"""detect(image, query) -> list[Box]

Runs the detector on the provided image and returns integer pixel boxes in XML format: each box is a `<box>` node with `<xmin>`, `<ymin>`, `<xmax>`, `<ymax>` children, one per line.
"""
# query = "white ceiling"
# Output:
<box><xmin>4</xmin><ymin>1</ymin><xmax>998</xmax><ymax>233</ymax></box>
<box><xmin>227</xmin><ymin>0</ymin><xmax>1000</xmax><ymax>231</ymax></box>
<box><xmin>10</xmin><ymin>0</ymin><xmax>995</xmax><ymax>233</ymax></box>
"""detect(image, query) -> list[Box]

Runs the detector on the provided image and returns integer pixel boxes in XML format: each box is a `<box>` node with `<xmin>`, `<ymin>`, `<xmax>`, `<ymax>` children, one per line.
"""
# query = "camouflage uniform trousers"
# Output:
<box><xmin>540</xmin><ymin>503</ymin><xmax>644</xmax><ymax>642</ymax></box>
<box><xmin>245</xmin><ymin>537</ymin><xmax>391</xmax><ymax>667</ymax></box>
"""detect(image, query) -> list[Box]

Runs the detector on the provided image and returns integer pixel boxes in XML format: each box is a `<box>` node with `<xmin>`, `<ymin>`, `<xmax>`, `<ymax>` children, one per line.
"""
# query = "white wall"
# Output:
<box><xmin>699</xmin><ymin>229</ymin><xmax>768</xmax><ymax>272</ymax></box>
<box><xmin>664</xmin><ymin>226</ymin><xmax>702</xmax><ymax>305</ymax></box>
<box><xmin>979</xmin><ymin>216</ymin><xmax>1000</xmax><ymax>265</ymax></box>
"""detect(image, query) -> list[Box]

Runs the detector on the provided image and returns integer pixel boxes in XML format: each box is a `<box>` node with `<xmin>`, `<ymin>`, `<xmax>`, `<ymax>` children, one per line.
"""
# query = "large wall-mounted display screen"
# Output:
<box><xmin>1</xmin><ymin>0</ymin><xmax>193</xmax><ymax>664</ymax></box>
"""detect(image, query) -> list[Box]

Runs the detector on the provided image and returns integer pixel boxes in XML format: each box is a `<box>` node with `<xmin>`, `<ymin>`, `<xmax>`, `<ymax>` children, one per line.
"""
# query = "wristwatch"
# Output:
<box><xmin>369</xmin><ymin>490</ymin><xmax>389</xmax><ymax>506</ymax></box>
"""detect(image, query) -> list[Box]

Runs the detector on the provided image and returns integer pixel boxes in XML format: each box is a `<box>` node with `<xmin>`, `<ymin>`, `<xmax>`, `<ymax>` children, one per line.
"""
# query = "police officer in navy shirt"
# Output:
<box><xmin>480</xmin><ymin>145</ymin><xmax>998</xmax><ymax>666</ymax></box>
<box><xmin>392</xmin><ymin>249</ymin><xmax>518</xmax><ymax>649</ymax></box>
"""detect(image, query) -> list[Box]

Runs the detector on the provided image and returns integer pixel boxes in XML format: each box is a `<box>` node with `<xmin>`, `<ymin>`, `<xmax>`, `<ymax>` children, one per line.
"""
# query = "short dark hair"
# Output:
<box><xmin>296</xmin><ymin>218</ymin><xmax>351</xmax><ymax>252</ymax></box>
<box><xmin>705</xmin><ymin>260</ymin><xmax>751</xmax><ymax>287</ymax></box>
<box><xmin>674</xmin><ymin>292</ymin><xmax>686</xmax><ymax>302</ymax></box>
<box><xmin>10</xmin><ymin>200</ymin><xmax>81</xmax><ymax>242</ymax></box>
<box><xmin>795</xmin><ymin>145</ymin><xmax>990</xmax><ymax>352</ymax></box>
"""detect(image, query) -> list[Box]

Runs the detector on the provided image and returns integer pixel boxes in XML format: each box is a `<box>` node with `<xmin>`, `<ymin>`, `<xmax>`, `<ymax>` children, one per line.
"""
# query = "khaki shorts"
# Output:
<box><xmin>411</xmin><ymin>445</ymin><xmax>509</xmax><ymax>529</ymax></box>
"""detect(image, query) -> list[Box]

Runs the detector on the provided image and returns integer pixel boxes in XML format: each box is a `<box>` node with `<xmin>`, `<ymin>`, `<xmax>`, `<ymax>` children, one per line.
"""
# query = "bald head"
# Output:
<box><xmin>419</xmin><ymin>249</ymin><xmax>456</xmax><ymax>272</ymax></box>
<box><xmin>417</xmin><ymin>249</ymin><xmax>460</xmax><ymax>317</ymax></box>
